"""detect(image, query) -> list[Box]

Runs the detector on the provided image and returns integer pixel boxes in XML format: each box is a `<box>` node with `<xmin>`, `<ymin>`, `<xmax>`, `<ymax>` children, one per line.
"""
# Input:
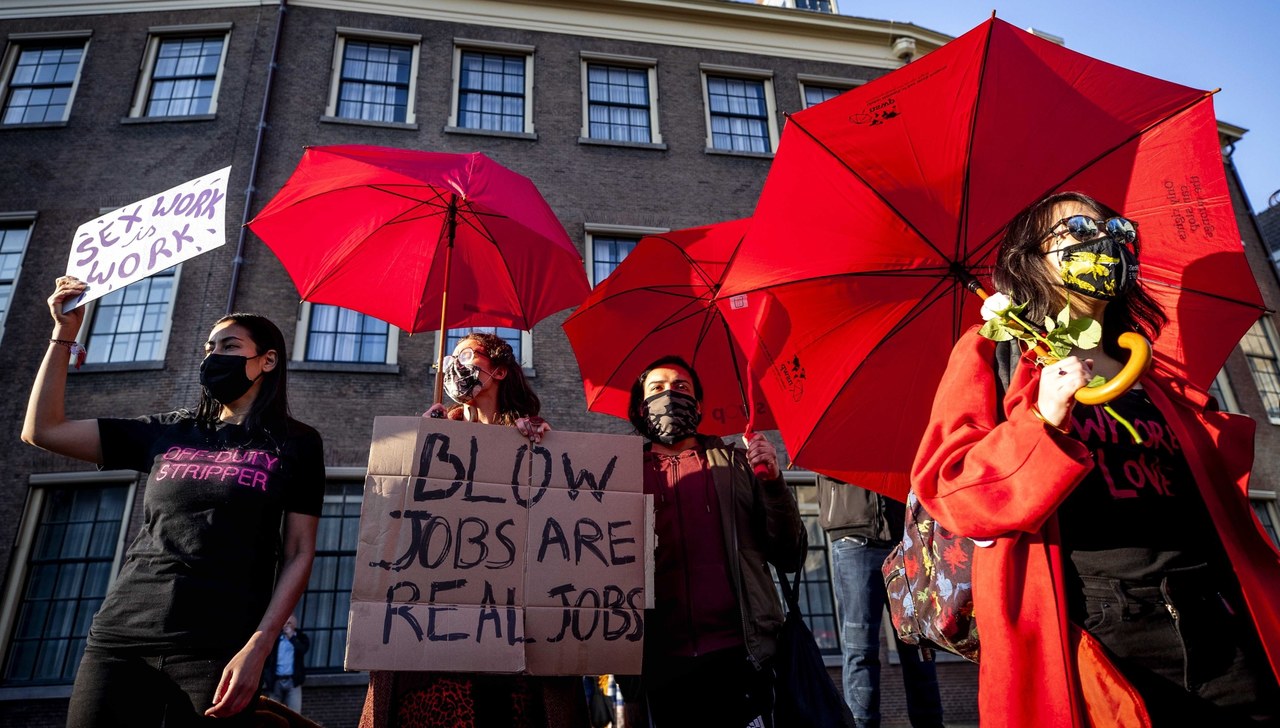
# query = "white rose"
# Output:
<box><xmin>980</xmin><ymin>292</ymin><xmax>1013</xmax><ymax>321</ymax></box>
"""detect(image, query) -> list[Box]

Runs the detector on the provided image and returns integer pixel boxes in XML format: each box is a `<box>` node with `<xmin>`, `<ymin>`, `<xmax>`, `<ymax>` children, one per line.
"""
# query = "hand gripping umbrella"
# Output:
<box><xmin>248</xmin><ymin>145</ymin><xmax>589</xmax><ymax>403</ymax></box>
<box><xmin>717</xmin><ymin>17</ymin><xmax>1266</xmax><ymax>500</ymax></box>
<box><xmin>562</xmin><ymin>218</ymin><xmax>775</xmax><ymax>437</ymax></box>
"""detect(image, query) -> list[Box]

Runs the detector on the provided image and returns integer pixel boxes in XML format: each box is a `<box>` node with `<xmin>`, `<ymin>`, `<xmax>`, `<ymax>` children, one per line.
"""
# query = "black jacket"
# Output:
<box><xmin>262</xmin><ymin>630</ymin><xmax>310</xmax><ymax>689</ymax></box>
<box><xmin>815</xmin><ymin>475</ymin><xmax>904</xmax><ymax>545</ymax></box>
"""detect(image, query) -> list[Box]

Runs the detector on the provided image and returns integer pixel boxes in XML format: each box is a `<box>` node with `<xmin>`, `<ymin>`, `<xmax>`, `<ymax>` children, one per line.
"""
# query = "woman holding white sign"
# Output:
<box><xmin>23</xmin><ymin>276</ymin><xmax>324</xmax><ymax>726</ymax></box>
<box><xmin>359</xmin><ymin>331</ymin><xmax>588</xmax><ymax>728</ymax></box>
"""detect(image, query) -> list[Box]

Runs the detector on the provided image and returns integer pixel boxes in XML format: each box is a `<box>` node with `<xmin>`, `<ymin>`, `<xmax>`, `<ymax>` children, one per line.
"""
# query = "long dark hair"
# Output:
<box><xmin>993</xmin><ymin>191</ymin><xmax>1167</xmax><ymax>359</ymax></box>
<box><xmin>458</xmin><ymin>332</ymin><xmax>540</xmax><ymax>424</ymax></box>
<box><xmin>627</xmin><ymin>355</ymin><xmax>703</xmax><ymax>434</ymax></box>
<box><xmin>195</xmin><ymin>313</ymin><xmax>291</xmax><ymax>434</ymax></box>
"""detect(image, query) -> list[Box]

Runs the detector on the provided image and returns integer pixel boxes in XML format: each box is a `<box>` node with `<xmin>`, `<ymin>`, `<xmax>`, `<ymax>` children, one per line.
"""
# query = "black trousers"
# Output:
<box><xmin>1079</xmin><ymin>572</ymin><xmax>1280</xmax><ymax>726</ymax></box>
<box><xmin>66</xmin><ymin>644</ymin><xmax>253</xmax><ymax>728</ymax></box>
<box><xmin>623</xmin><ymin>647</ymin><xmax>775</xmax><ymax>728</ymax></box>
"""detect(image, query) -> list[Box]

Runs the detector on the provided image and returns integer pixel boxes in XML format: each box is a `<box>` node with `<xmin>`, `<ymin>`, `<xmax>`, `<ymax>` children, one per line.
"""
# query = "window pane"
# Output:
<box><xmin>298</xmin><ymin>482</ymin><xmax>365</xmax><ymax>672</ymax></box>
<box><xmin>458</xmin><ymin>51</ymin><xmax>526</xmax><ymax>132</ymax></box>
<box><xmin>3</xmin><ymin>42</ymin><xmax>85</xmax><ymax>124</ymax></box>
<box><xmin>337</xmin><ymin>39</ymin><xmax>413</xmax><ymax>123</ymax></box>
<box><xmin>1241</xmin><ymin>321</ymin><xmax>1280</xmax><ymax>420</ymax></box>
<box><xmin>706</xmin><ymin>75</ymin><xmax>771</xmax><ymax>153</ymax></box>
<box><xmin>585</xmin><ymin>63</ymin><xmax>652</xmax><ymax>143</ymax></box>
<box><xmin>145</xmin><ymin>36</ymin><xmax>223</xmax><ymax>118</ymax></box>
<box><xmin>84</xmin><ymin>269</ymin><xmax>175</xmax><ymax>364</ymax></box>
<box><xmin>803</xmin><ymin>84</ymin><xmax>843</xmax><ymax>108</ymax></box>
<box><xmin>590</xmin><ymin>235</ymin><xmax>638</xmax><ymax>285</ymax></box>
<box><xmin>3</xmin><ymin>486</ymin><xmax>128</xmax><ymax>685</ymax></box>
<box><xmin>0</xmin><ymin>222</ymin><xmax>32</xmax><ymax>335</ymax></box>
<box><xmin>305</xmin><ymin>305</ymin><xmax>388</xmax><ymax>363</ymax></box>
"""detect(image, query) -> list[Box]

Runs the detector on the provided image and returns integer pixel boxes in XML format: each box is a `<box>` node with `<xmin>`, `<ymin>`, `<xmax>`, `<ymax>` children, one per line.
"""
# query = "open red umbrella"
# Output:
<box><xmin>248</xmin><ymin>145</ymin><xmax>589</xmax><ymax>401</ymax></box>
<box><xmin>562</xmin><ymin>218</ymin><xmax>774</xmax><ymax>436</ymax></box>
<box><xmin>717</xmin><ymin>17</ymin><xmax>1266</xmax><ymax>501</ymax></box>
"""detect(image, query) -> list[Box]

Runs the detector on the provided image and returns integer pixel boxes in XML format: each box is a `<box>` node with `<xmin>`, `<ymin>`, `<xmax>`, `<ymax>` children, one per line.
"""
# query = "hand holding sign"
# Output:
<box><xmin>63</xmin><ymin>166</ymin><xmax>231</xmax><ymax>312</ymax></box>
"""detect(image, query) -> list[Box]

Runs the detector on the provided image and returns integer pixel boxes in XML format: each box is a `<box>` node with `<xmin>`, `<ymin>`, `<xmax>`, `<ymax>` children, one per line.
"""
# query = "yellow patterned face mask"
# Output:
<box><xmin>1050</xmin><ymin>235</ymin><xmax>1139</xmax><ymax>300</ymax></box>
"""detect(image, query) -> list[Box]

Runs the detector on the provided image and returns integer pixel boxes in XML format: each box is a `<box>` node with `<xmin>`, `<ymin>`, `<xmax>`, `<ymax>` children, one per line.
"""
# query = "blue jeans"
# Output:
<box><xmin>830</xmin><ymin>536</ymin><xmax>944</xmax><ymax>728</ymax></box>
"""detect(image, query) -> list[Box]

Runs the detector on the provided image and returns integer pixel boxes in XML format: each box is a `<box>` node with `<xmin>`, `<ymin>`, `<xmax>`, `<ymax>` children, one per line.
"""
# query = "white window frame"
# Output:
<box><xmin>1242</xmin><ymin>317</ymin><xmax>1280</xmax><ymax>425</ymax></box>
<box><xmin>323</xmin><ymin>27</ymin><xmax>422</xmax><ymax>126</ymax></box>
<box><xmin>796</xmin><ymin>73</ymin><xmax>862</xmax><ymax>109</ymax></box>
<box><xmin>0</xmin><ymin>211</ymin><xmax>36</xmax><ymax>345</ymax></box>
<box><xmin>127</xmin><ymin>23</ymin><xmax>231</xmax><ymax>119</ymax></box>
<box><xmin>0</xmin><ymin>30</ymin><xmax>91</xmax><ymax>126</ymax></box>
<box><xmin>579</xmin><ymin>51</ymin><xmax>662</xmax><ymax>146</ymax></box>
<box><xmin>293</xmin><ymin>301</ymin><xmax>399</xmax><ymax>365</ymax></box>
<box><xmin>583</xmin><ymin>223</ymin><xmax>666</xmax><ymax>286</ymax></box>
<box><xmin>0</xmin><ymin>471</ymin><xmax>138</xmax><ymax>688</ymax></box>
<box><xmin>699</xmin><ymin>63</ymin><xmax>779</xmax><ymax>156</ymax></box>
<box><xmin>74</xmin><ymin>263</ymin><xmax>181</xmax><ymax>367</ymax></box>
<box><xmin>447</xmin><ymin>38</ymin><xmax>536</xmax><ymax>137</ymax></box>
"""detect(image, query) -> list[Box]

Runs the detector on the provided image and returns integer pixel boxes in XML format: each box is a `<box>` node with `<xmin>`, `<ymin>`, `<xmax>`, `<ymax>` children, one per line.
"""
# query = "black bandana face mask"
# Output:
<box><xmin>443</xmin><ymin>357</ymin><xmax>483</xmax><ymax>403</ymax></box>
<box><xmin>200</xmin><ymin>353</ymin><xmax>262</xmax><ymax>404</ymax></box>
<box><xmin>642</xmin><ymin>390</ymin><xmax>701</xmax><ymax>445</ymax></box>
<box><xmin>1054</xmin><ymin>236</ymin><xmax>1138</xmax><ymax>301</ymax></box>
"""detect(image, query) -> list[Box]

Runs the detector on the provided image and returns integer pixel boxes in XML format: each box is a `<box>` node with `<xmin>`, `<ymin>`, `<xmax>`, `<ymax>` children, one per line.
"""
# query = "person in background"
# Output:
<box><xmin>263</xmin><ymin>614</ymin><xmax>309</xmax><ymax>713</ymax></box>
<box><xmin>619</xmin><ymin>355</ymin><xmax>807</xmax><ymax>727</ymax></box>
<box><xmin>359</xmin><ymin>332</ymin><xmax>587</xmax><ymax>728</ymax></box>
<box><xmin>24</xmin><ymin>276</ymin><xmax>324</xmax><ymax>727</ymax></box>
<box><xmin>817</xmin><ymin>475</ymin><xmax>945</xmax><ymax>728</ymax></box>
<box><xmin>913</xmin><ymin>191</ymin><xmax>1280</xmax><ymax>726</ymax></box>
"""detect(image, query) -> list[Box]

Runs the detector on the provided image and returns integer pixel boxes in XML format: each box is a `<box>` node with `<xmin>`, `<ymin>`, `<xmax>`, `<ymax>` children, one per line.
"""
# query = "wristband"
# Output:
<box><xmin>51</xmin><ymin>338</ymin><xmax>87</xmax><ymax>369</ymax></box>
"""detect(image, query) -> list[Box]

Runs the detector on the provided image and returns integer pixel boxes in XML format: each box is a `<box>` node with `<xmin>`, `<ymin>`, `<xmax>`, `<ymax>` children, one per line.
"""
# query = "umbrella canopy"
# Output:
<box><xmin>248</xmin><ymin>145</ymin><xmax>588</xmax><ymax>334</ymax></box>
<box><xmin>717</xmin><ymin>17</ymin><xmax>1265</xmax><ymax>501</ymax></box>
<box><xmin>562</xmin><ymin>218</ymin><xmax>775</xmax><ymax>436</ymax></box>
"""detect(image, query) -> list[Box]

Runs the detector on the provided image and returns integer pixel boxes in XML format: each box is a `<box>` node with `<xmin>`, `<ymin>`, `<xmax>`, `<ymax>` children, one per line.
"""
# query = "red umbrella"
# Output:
<box><xmin>562</xmin><ymin>218</ymin><xmax>775</xmax><ymax>436</ymax></box>
<box><xmin>248</xmin><ymin>145</ymin><xmax>589</xmax><ymax>401</ymax></box>
<box><xmin>717</xmin><ymin>17</ymin><xmax>1266</xmax><ymax>501</ymax></box>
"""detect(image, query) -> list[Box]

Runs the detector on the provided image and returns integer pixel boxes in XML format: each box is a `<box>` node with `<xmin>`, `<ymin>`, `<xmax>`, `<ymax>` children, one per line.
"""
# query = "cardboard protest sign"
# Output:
<box><xmin>63</xmin><ymin>166</ymin><xmax>231</xmax><ymax>311</ymax></box>
<box><xmin>346</xmin><ymin>417</ymin><xmax>653</xmax><ymax>676</ymax></box>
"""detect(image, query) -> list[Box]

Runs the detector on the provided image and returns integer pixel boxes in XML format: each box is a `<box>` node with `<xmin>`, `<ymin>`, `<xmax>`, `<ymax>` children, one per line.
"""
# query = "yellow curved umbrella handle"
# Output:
<box><xmin>1073</xmin><ymin>332</ymin><xmax>1152</xmax><ymax>405</ymax></box>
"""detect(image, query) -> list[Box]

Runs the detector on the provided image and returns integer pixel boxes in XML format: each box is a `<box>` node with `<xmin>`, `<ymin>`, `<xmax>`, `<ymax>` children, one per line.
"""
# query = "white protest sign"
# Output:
<box><xmin>63</xmin><ymin>165</ymin><xmax>231</xmax><ymax>311</ymax></box>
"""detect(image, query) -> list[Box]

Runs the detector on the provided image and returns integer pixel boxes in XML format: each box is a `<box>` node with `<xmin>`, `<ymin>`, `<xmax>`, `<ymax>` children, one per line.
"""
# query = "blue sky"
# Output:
<box><xmin>837</xmin><ymin>1</ymin><xmax>1280</xmax><ymax>214</ymax></box>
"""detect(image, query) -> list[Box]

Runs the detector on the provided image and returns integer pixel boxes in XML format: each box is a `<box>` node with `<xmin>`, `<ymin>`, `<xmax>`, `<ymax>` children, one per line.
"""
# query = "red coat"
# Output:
<box><xmin>912</xmin><ymin>328</ymin><xmax>1280</xmax><ymax>727</ymax></box>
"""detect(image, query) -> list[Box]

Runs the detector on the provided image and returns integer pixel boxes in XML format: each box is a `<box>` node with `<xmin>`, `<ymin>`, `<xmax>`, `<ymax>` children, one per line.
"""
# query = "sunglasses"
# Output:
<box><xmin>1041</xmin><ymin>215</ymin><xmax>1137</xmax><ymax>247</ymax></box>
<box><xmin>442</xmin><ymin>348</ymin><xmax>483</xmax><ymax>371</ymax></box>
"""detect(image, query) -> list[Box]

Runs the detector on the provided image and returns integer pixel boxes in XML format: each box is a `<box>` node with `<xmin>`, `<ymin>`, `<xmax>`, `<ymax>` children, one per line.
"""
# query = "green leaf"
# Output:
<box><xmin>1044</xmin><ymin>315</ymin><xmax>1057</xmax><ymax>333</ymax></box>
<box><xmin>1069</xmin><ymin>317</ymin><xmax>1102</xmax><ymax>350</ymax></box>
<box><xmin>979</xmin><ymin>319</ymin><xmax>1015</xmax><ymax>341</ymax></box>
<box><xmin>1085</xmin><ymin>375</ymin><xmax>1107</xmax><ymax>388</ymax></box>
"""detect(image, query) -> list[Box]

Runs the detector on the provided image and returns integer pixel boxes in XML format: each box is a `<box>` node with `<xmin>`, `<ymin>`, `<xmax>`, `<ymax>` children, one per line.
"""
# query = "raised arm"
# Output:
<box><xmin>22</xmin><ymin>277</ymin><xmax>103</xmax><ymax>464</ymax></box>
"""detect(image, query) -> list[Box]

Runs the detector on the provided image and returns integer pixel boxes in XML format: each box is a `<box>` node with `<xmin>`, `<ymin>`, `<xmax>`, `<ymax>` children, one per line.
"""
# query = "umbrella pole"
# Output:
<box><xmin>433</xmin><ymin>194</ymin><xmax>459</xmax><ymax>405</ymax></box>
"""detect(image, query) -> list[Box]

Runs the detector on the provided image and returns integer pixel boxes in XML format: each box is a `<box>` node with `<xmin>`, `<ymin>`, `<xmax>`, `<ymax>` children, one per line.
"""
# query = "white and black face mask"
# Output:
<box><xmin>642</xmin><ymin>390</ymin><xmax>701</xmax><ymax>444</ymax></box>
<box><xmin>442</xmin><ymin>355</ymin><xmax>484</xmax><ymax>403</ymax></box>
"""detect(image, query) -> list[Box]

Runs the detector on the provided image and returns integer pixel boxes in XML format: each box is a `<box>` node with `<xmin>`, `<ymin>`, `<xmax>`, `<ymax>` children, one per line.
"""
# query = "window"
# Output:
<box><xmin>1</xmin><ymin>480</ymin><xmax>133</xmax><ymax>686</ymax></box>
<box><xmin>302</xmin><ymin>304</ymin><xmax>392</xmax><ymax>364</ymax></box>
<box><xmin>583</xmin><ymin>224</ymin><xmax>664</xmax><ymax>286</ymax></box>
<box><xmin>1</xmin><ymin>33</ymin><xmax>89</xmax><ymax>125</ymax></box>
<box><xmin>446</xmin><ymin>326</ymin><xmax>530</xmax><ymax>369</ymax></box>
<box><xmin>1252</xmin><ymin>497</ymin><xmax>1279</xmax><ymax>549</ymax></box>
<box><xmin>794</xmin><ymin>0</ymin><xmax>836</xmax><ymax>11</ymax></box>
<box><xmin>1240</xmin><ymin>318</ymin><xmax>1280</xmax><ymax>423</ymax></box>
<box><xmin>299</xmin><ymin>478</ymin><xmax>362</xmax><ymax>672</ymax></box>
<box><xmin>782</xmin><ymin>474</ymin><xmax>839</xmax><ymax>657</ymax></box>
<box><xmin>82</xmin><ymin>267</ymin><xmax>178</xmax><ymax>364</ymax></box>
<box><xmin>1206</xmin><ymin>368</ymin><xmax>1240</xmax><ymax>413</ymax></box>
<box><xmin>581</xmin><ymin>54</ymin><xmax>660</xmax><ymax>145</ymax></box>
<box><xmin>0</xmin><ymin>217</ymin><xmax>33</xmax><ymax>341</ymax></box>
<box><xmin>325</xmin><ymin>29</ymin><xmax>420</xmax><ymax>125</ymax></box>
<box><xmin>802</xmin><ymin>84</ymin><xmax>842</xmax><ymax>108</ymax></box>
<box><xmin>130</xmin><ymin>26</ymin><xmax>229</xmax><ymax>119</ymax></box>
<box><xmin>700</xmin><ymin>65</ymin><xmax>778</xmax><ymax>155</ymax></box>
<box><xmin>449</xmin><ymin>40</ymin><xmax>535</xmax><ymax>136</ymax></box>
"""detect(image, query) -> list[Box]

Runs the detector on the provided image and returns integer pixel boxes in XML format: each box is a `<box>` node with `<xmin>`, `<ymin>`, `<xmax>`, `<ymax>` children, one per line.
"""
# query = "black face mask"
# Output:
<box><xmin>642</xmin><ymin>390</ymin><xmax>701</xmax><ymax>445</ymax></box>
<box><xmin>200</xmin><ymin>353</ymin><xmax>263</xmax><ymax>404</ymax></box>
<box><xmin>1056</xmin><ymin>236</ymin><xmax>1138</xmax><ymax>301</ymax></box>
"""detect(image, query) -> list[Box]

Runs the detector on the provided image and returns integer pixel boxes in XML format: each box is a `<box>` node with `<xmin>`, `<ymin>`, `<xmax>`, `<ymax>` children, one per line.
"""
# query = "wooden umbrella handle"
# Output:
<box><xmin>1073</xmin><ymin>332</ymin><xmax>1152</xmax><ymax>405</ymax></box>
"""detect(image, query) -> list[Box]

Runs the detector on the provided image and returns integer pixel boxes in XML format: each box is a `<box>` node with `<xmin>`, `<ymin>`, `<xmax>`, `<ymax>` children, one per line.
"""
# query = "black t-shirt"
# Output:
<box><xmin>90</xmin><ymin>411</ymin><xmax>324</xmax><ymax>653</ymax></box>
<box><xmin>1058</xmin><ymin>388</ymin><xmax>1223</xmax><ymax>584</ymax></box>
